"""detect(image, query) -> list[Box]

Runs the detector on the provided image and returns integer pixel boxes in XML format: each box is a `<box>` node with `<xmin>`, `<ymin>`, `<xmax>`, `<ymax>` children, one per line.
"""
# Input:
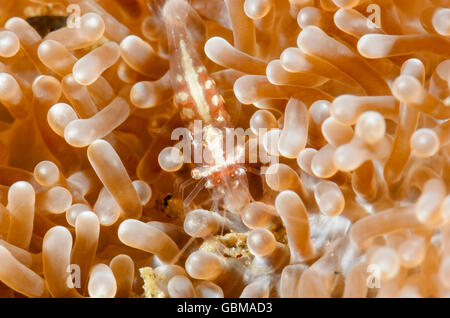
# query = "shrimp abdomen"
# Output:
<box><xmin>163</xmin><ymin>0</ymin><xmax>231</xmax><ymax>128</ymax></box>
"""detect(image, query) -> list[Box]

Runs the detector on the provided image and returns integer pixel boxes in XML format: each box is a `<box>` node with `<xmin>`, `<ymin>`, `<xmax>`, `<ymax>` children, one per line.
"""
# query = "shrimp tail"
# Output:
<box><xmin>162</xmin><ymin>0</ymin><xmax>232</xmax><ymax>128</ymax></box>
<box><xmin>146</xmin><ymin>0</ymin><xmax>167</xmax><ymax>16</ymax></box>
<box><xmin>162</xmin><ymin>0</ymin><xmax>206</xmax><ymax>56</ymax></box>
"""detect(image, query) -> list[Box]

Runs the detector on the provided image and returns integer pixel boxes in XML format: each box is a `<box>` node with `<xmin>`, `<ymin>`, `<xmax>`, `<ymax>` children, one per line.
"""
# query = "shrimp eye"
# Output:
<box><xmin>232</xmin><ymin>168</ymin><xmax>244</xmax><ymax>178</ymax></box>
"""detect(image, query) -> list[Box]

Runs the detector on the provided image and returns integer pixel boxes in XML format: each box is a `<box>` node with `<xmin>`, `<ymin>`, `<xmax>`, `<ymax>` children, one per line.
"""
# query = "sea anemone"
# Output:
<box><xmin>0</xmin><ymin>0</ymin><xmax>449</xmax><ymax>298</ymax></box>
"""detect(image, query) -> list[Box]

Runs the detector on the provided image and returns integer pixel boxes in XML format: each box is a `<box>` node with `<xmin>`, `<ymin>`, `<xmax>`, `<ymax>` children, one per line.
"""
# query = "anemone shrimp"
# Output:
<box><xmin>158</xmin><ymin>0</ymin><xmax>253</xmax><ymax>216</ymax></box>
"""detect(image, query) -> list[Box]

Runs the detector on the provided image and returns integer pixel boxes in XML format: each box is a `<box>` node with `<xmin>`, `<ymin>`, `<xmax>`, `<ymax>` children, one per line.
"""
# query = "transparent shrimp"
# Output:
<box><xmin>162</xmin><ymin>0</ymin><xmax>252</xmax><ymax>214</ymax></box>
